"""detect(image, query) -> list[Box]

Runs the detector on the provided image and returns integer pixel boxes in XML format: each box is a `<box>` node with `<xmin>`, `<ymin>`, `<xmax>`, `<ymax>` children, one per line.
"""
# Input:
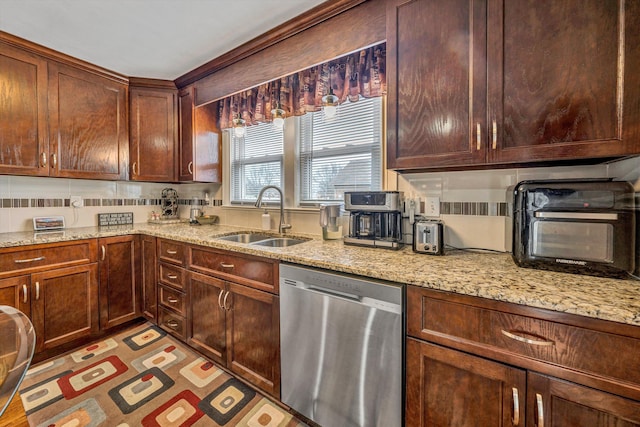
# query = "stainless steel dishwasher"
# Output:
<box><xmin>280</xmin><ymin>263</ymin><xmax>403</xmax><ymax>427</ymax></box>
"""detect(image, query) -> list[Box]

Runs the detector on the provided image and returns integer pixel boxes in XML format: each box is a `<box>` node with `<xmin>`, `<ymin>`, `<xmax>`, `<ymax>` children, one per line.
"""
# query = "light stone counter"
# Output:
<box><xmin>1</xmin><ymin>223</ymin><xmax>639</xmax><ymax>327</ymax></box>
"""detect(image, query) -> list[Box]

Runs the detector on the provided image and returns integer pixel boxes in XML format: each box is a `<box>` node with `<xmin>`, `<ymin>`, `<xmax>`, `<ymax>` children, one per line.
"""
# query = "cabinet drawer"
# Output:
<box><xmin>189</xmin><ymin>245</ymin><xmax>278</xmax><ymax>293</ymax></box>
<box><xmin>0</xmin><ymin>240</ymin><xmax>97</xmax><ymax>279</ymax></box>
<box><xmin>158</xmin><ymin>263</ymin><xmax>186</xmax><ymax>290</ymax></box>
<box><xmin>158</xmin><ymin>285</ymin><xmax>186</xmax><ymax>315</ymax></box>
<box><xmin>157</xmin><ymin>239</ymin><xmax>186</xmax><ymax>266</ymax></box>
<box><xmin>407</xmin><ymin>286</ymin><xmax>640</xmax><ymax>389</ymax></box>
<box><xmin>158</xmin><ymin>307</ymin><xmax>186</xmax><ymax>340</ymax></box>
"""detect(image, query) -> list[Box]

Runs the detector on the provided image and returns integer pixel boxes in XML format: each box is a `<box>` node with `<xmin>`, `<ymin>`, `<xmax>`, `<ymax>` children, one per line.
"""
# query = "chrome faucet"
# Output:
<box><xmin>255</xmin><ymin>185</ymin><xmax>291</xmax><ymax>234</ymax></box>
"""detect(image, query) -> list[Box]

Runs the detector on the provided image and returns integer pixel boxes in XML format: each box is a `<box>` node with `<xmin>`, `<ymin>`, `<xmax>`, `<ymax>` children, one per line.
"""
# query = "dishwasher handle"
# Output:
<box><xmin>307</xmin><ymin>284</ymin><xmax>361</xmax><ymax>302</ymax></box>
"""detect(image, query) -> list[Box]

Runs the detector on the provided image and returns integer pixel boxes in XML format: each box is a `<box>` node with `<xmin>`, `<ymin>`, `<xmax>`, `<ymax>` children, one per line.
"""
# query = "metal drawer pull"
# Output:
<box><xmin>132</xmin><ymin>161</ymin><xmax>138</xmax><ymax>175</ymax></box>
<box><xmin>535</xmin><ymin>393</ymin><xmax>544</xmax><ymax>427</ymax></box>
<box><xmin>166</xmin><ymin>319</ymin><xmax>179</xmax><ymax>329</ymax></box>
<box><xmin>220</xmin><ymin>263</ymin><xmax>234</xmax><ymax>269</ymax></box>
<box><xmin>218</xmin><ymin>289</ymin><xmax>225</xmax><ymax>309</ymax></box>
<box><xmin>23</xmin><ymin>284</ymin><xmax>28</xmax><ymax>303</ymax></box>
<box><xmin>40</xmin><ymin>152</ymin><xmax>47</xmax><ymax>167</ymax></box>
<box><xmin>35</xmin><ymin>282</ymin><xmax>40</xmax><ymax>300</ymax></box>
<box><xmin>167</xmin><ymin>297</ymin><xmax>179</xmax><ymax>304</ymax></box>
<box><xmin>101</xmin><ymin>245</ymin><xmax>106</xmax><ymax>261</ymax></box>
<box><xmin>15</xmin><ymin>256</ymin><xmax>45</xmax><ymax>264</ymax></box>
<box><xmin>166</xmin><ymin>249</ymin><xmax>178</xmax><ymax>255</ymax></box>
<box><xmin>492</xmin><ymin>120</ymin><xmax>497</xmax><ymax>149</ymax></box>
<box><xmin>223</xmin><ymin>291</ymin><xmax>231</xmax><ymax>310</ymax></box>
<box><xmin>512</xmin><ymin>387</ymin><xmax>520</xmax><ymax>426</ymax></box>
<box><xmin>51</xmin><ymin>153</ymin><xmax>57</xmax><ymax>168</ymax></box>
<box><xmin>167</xmin><ymin>274</ymin><xmax>178</xmax><ymax>280</ymax></box>
<box><xmin>188</xmin><ymin>161</ymin><xmax>193</xmax><ymax>174</ymax></box>
<box><xmin>476</xmin><ymin>122</ymin><xmax>481</xmax><ymax>150</ymax></box>
<box><xmin>501</xmin><ymin>330</ymin><xmax>554</xmax><ymax>346</ymax></box>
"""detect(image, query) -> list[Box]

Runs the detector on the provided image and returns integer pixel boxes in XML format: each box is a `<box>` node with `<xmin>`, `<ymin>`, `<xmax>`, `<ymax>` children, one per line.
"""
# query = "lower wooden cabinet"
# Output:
<box><xmin>406</xmin><ymin>338</ymin><xmax>525</xmax><ymax>427</ymax></box>
<box><xmin>406</xmin><ymin>285</ymin><xmax>640</xmax><ymax>427</ymax></box>
<box><xmin>98</xmin><ymin>236</ymin><xmax>140</xmax><ymax>330</ymax></box>
<box><xmin>527</xmin><ymin>373</ymin><xmax>640</xmax><ymax>427</ymax></box>
<box><xmin>187</xmin><ymin>270</ymin><xmax>281</xmax><ymax>398</ymax></box>
<box><xmin>31</xmin><ymin>264</ymin><xmax>99</xmax><ymax>352</ymax></box>
<box><xmin>140</xmin><ymin>235</ymin><xmax>157</xmax><ymax>321</ymax></box>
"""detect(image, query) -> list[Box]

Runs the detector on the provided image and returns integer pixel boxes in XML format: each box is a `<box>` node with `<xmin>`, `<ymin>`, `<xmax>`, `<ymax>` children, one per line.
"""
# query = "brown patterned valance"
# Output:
<box><xmin>217</xmin><ymin>42</ymin><xmax>386</xmax><ymax>129</ymax></box>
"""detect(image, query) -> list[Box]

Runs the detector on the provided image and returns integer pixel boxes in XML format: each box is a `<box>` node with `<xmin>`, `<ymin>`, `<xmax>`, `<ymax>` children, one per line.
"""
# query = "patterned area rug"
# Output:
<box><xmin>19</xmin><ymin>322</ymin><xmax>307</xmax><ymax>427</ymax></box>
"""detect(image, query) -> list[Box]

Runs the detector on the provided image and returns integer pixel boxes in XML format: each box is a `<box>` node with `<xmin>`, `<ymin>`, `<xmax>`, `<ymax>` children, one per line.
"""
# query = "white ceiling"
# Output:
<box><xmin>0</xmin><ymin>0</ymin><xmax>327</xmax><ymax>80</ymax></box>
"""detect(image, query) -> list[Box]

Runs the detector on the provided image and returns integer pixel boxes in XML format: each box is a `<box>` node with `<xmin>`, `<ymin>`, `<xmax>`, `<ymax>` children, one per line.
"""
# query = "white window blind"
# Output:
<box><xmin>299</xmin><ymin>97</ymin><xmax>383</xmax><ymax>204</ymax></box>
<box><xmin>229</xmin><ymin>122</ymin><xmax>283</xmax><ymax>204</ymax></box>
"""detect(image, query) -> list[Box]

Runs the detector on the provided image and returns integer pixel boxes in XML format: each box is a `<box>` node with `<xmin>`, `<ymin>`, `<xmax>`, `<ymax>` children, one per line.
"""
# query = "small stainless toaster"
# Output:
<box><xmin>413</xmin><ymin>220</ymin><xmax>444</xmax><ymax>255</ymax></box>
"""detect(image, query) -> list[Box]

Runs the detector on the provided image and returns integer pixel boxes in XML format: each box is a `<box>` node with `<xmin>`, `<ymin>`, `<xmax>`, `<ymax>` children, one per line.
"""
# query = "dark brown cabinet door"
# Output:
<box><xmin>528</xmin><ymin>373</ymin><xmax>640</xmax><ymax>427</ymax></box>
<box><xmin>488</xmin><ymin>0</ymin><xmax>640</xmax><ymax>164</ymax></box>
<box><xmin>387</xmin><ymin>0</ymin><xmax>487</xmax><ymax>169</ymax></box>
<box><xmin>226</xmin><ymin>282</ymin><xmax>280</xmax><ymax>398</ymax></box>
<box><xmin>48</xmin><ymin>61</ymin><xmax>128</xmax><ymax>179</ymax></box>
<box><xmin>30</xmin><ymin>264</ymin><xmax>98</xmax><ymax>352</ymax></box>
<box><xmin>130</xmin><ymin>87</ymin><xmax>177</xmax><ymax>182</ymax></box>
<box><xmin>187</xmin><ymin>271</ymin><xmax>226</xmax><ymax>365</ymax></box>
<box><xmin>98</xmin><ymin>236</ymin><xmax>139</xmax><ymax>330</ymax></box>
<box><xmin>0</xmin><ymin>42</ymin><xmax>49</xmax><ymax>176</ymax></box>
<box><xmin>141</xmin><ymin>235</ymin><xmax>157</xmax><ymax>321</ymax></box>
<box><xmin>0</xmin><ymin>276</ymin><xmax>31</xmax><ymax>317</ymax></box>
<box><xmin>178</xmin><ymin>87</ymin><xmax>222</xmax><ymax>183</ymax></box>
<box><xmin>406</xmin><ymin>338</ymin><xmax>525</xmax><ymax>427</ymax></box>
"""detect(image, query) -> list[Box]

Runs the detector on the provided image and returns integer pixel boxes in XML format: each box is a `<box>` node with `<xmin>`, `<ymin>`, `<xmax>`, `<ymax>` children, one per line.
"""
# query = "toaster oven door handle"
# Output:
<box><xmin>534</xmin><ymin>212</ymin><xmax>618</xmax><ymax>220</ymax></box>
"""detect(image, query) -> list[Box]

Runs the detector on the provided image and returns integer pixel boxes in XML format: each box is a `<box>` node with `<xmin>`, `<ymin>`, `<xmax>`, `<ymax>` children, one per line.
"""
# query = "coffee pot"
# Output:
<box><xmin>319</xmin><ymin>204</ymin><xmax>343</xmax><ymax>240</ymax></box>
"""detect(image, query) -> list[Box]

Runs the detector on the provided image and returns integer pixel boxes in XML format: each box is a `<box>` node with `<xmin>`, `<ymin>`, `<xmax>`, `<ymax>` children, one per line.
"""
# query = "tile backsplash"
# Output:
<box><xmin>1</xmin><ymin>156</ymin><xmax>639</xmax><ymax>251</ymax></box>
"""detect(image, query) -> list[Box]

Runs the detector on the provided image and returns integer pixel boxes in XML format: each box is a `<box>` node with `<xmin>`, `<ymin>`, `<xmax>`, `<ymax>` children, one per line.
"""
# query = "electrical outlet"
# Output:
<box><xmin>424</xmin><ymin>197</ymin><xmax>440</xmax><ymax>217</ymax></box>
<box><xmin>70</xmin><ymin>196</ymin><xmax>83</xmax><ymax>208</ymax></box>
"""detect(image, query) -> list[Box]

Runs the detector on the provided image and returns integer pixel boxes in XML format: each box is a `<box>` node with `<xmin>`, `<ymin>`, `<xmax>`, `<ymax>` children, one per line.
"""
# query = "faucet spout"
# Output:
<box><xmin>255</xmin><ymin>185</ymin><xmax>291</xmax><ymax>234</ymax></box>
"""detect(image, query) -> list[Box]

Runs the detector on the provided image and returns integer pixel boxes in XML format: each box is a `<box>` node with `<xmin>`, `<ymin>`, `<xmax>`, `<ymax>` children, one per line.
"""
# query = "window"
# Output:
<box><xmin>227</xmin><ymin>97</ymin><xmax>383</xmax><ymax>207</ymax></box>
<box><xmin>229</xmin><ymin>122</ymin><xmax>283</xmax><ymax>204</ymax></box>
<box><xmin>299</xmin><ymin>97</ymin><xmax>383</xmax><ymax>204</ymax></box>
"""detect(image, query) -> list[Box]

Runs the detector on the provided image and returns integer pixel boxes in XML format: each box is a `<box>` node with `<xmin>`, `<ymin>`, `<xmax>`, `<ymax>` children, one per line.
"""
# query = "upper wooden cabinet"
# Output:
<box><xmin>0</xmin><ymin>42</ymin><xmax>49</xmax><ymax>176</ymax></box>
<box><xmin>48</xmin><ymin>61</ymin><xmax>129</xmax><ymax>179</ymax></box>
<box><xmin>129</xmin><ymin>83</ymin><xmax>178</xmax><ymax>182</ymax></box>
<box><xmin>178</xmin><ymin>87</ymin><xmax>221</xmax><ymax>183</ymax></box>
<box><xmin>387</xmin><ymin>0</ymin><xmax>640</xmax><ymax>171</ymax></box>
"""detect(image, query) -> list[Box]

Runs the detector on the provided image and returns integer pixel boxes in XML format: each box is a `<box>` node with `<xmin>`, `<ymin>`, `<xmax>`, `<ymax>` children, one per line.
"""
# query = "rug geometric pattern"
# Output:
<box><xmin>19</xmin><ymin>322</ymin><xmax>307</xmax><ymax>427</ymax></box>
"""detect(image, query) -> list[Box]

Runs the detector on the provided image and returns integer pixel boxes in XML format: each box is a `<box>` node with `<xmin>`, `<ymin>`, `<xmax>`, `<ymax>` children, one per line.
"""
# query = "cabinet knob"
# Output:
<box><xmin>35</xmin><ymin>281</ymin><xmax>40</xmax><ymax>300</ymax></box>
<box><xmin>14</xmin><ymin>256</ymin><xmax>45</xmax><ymax>264</ymax></box>
<box><xmin>167</xmin><ymin>274</ymin><xmax>178</xmax><ymax>280</ymax></box>
<box><xmin>167</xmin><ymin>297</ymin><xmax>179</xmax><ymax>304</ymax></box>
<box><xmin>220</xmin><ymin>263</ymin><xmax>234</xmax><ymax>269</ymax></box>
<box><xmin>22</xmin><ymin>284</ymin><xmax>28</xmax><ymax>304</ymax></box>
<box><xmin>166</xmin><ymin>249</ymin><xmax>178</xmax><ymax>255</ymax></box>
<box><xmin>501</xmin><ymin>329</ymin><xmax>554</xmax><ymax>346</ymax></box>
<box><xmin>476</xmin><ymin>122</ymin><xmax>482</xmax><ymax>151</ymax></box>
<box><xmin>132</xmin><ymin>161</ymin><xmax>139</xmax><ymax>176</ymax></box>
<box><xmin>166</xmin><ymin>319</ymin><xmax>179</xmax><ymax>329</ymax></box>
<box><xmin>51</xmin><ymin>153</ymin><xmax>57</xmax><ymax>169</ymax></box>
<box><xmin>188</xmin><ymin>161</ymin><xmax>193</xmax><ymax>174</ymax></box>
<box><xmin>101</xmin><ymin>245</ymin><xmax>106</xmax><ymax>261</ymax></box>
<box><xmin>40</xmin><ymin>152</ymin><xmax>47</xmax><ymax>167</ymax></box>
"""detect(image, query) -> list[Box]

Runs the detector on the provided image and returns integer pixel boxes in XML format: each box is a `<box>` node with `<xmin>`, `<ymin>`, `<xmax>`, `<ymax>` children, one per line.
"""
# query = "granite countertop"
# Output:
<box><xmin>1</xmin><ymin>223</ymin><xmax>639</xmax><ymax>327</ymax></box>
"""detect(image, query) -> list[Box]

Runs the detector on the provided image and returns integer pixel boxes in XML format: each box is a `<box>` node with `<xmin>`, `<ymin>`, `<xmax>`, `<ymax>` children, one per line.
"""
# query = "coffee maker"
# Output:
<box><xmin>344</xmin><ymin>191</ymin><xmax>404</xmax><ymax>249</ymax></box>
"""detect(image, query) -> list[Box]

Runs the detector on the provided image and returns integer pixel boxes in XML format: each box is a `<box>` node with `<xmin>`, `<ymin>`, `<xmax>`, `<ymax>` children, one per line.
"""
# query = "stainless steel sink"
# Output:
<box><xmin>214</xmin><ymin>233</ymin><xmax>273</xmax><ymax>243</ymax></box>
<box><xmin>251</xmin><ymin>237</ymin><xmax>308</xmax><ymax>247</ymax></box>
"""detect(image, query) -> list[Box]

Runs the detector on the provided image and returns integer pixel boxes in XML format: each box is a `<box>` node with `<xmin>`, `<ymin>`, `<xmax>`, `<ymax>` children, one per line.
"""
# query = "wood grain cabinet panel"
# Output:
<box><xmin>48</xmin><ymin>61</ymin><xmax>128</xmax><ymax>180</ymax></box>
<box><xmin>187</xmin><ymin>271</ymin><xmax>227</xmax><ymax>364</ymax></box>
<box><xmin>140</xmin><ymin>235</ymin><xmax>157</xmax><ymax>321</ymax></box>
<box><xmin>0</xmin><ymin>276</ymin><xmax>31</xmax><ymax>317</ymax></box>
<box><xmin>130</xmin><ymin>86</ymin><xmax>178</xmax><ymax>182</ymax></box>
<box><xmin>189</xmin><ymin>245</ymin><xmax>279</xmax><ymax>293</ymax></box>
<box><xmin>30</xmin><ymin>263</ymin><xmax>98</xmax><ymax>352</ymax></box>
<box><xmin>406</xmin><ymin>338</ymin><xmax>525</xmax><ymax>427</ymax></box>
<box><xmin>178</xmin><ymin>87</ymin><xmax>222</xmax><ymax>183</ymax></box>
<box><xmin>98</xmin><ymin>236</ymin><xmax>140</xmax><ymax>330</ymax></box>
<box><xmin>387</xmin><ymin>0</ymin><xmax>640</xmax><ymax>170</ymax></box>
<box><xmin>0</xmin><ymin>41</ymin><xmax>49</xmax><ymax>176</ymax></box>
<box><xmin>157</xmin><ymin>239</ymin><xmax>186</xmax><ymax>266</ymax></box>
